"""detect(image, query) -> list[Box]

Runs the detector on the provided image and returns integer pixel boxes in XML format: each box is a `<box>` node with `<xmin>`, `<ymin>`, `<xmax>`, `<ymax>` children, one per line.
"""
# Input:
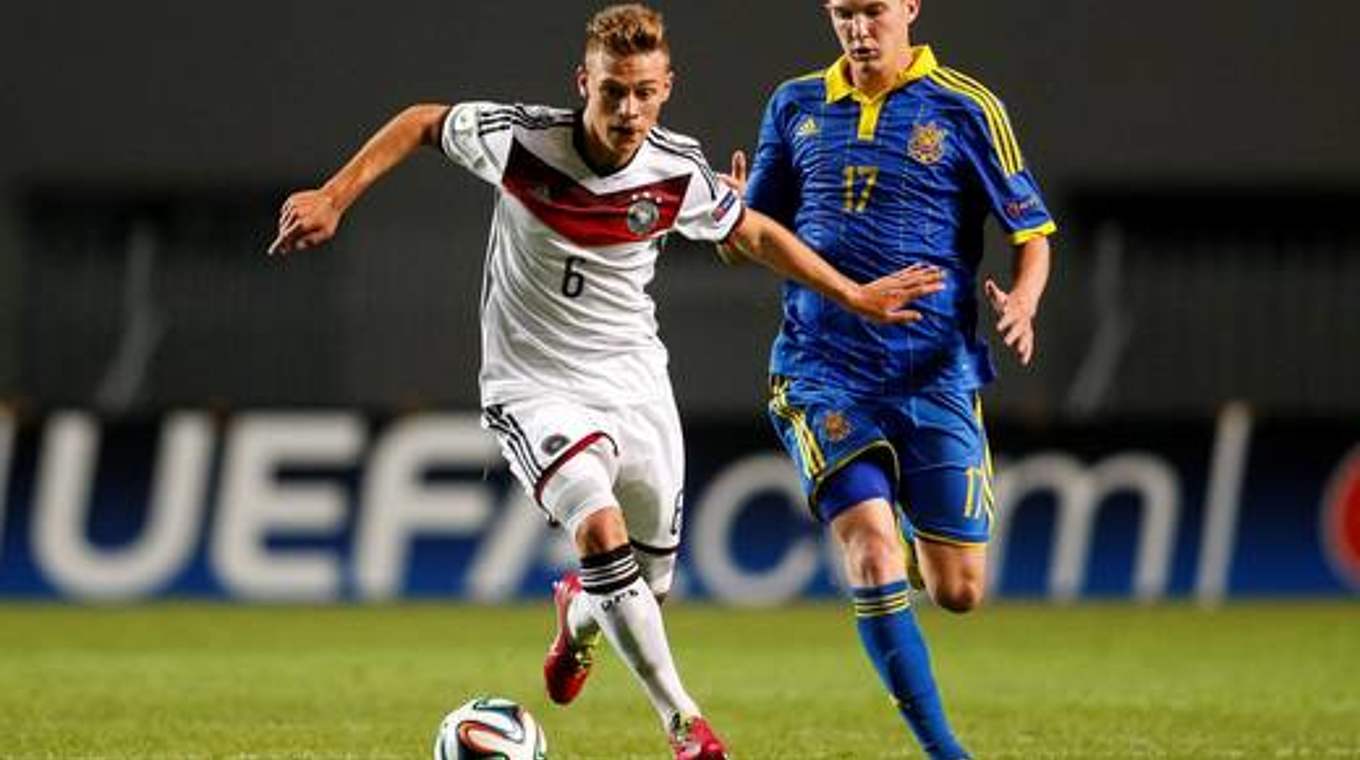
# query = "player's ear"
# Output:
<box><xmin>575</xmin><ymin>64</ymin><xmax>589</xmax><ymax>100</ymax></box>
<box><xmin>903</xmin><ymin>0</ymin><xmax>921</xmax><ymax>24</ymax></box>
<box><xmin>660</xmin><ymin>69</ymin><xmax>674</xmax><ymax>104</ymax></box>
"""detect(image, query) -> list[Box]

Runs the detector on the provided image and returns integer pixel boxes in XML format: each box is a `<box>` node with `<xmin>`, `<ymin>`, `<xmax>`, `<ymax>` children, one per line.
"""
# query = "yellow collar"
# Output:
<box><xmin>825</xmin><ymin>45</ymin><xmax>937</xmax><ymax>103</ymax></box>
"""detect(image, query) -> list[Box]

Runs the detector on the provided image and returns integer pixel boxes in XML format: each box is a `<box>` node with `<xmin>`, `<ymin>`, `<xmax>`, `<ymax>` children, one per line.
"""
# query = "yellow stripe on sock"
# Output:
<box><xmin>853</xmin><ymin>589</ymin><xmax>913</xmax><ymax>618</ymax></box>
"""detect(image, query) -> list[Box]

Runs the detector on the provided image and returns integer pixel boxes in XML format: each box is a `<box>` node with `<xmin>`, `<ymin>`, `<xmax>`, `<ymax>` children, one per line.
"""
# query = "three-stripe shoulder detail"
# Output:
<box><xmin>772</xmin><ymin>70</ymin><xmax>827</xmax><ymax>103</ymax></box>
<box><xmin>478</xmin><ymin>105</ymin><xmax>575</xmax><ymax>137</ymax></box>
<box><xmin>927</xmin><ymin>67</ymin><xmax>1025</xmax><ymax>176</ymax></box>
<box><xmin>646</xmin><ymin>131</ymin><xmax>719</xmax><ymax>199</ymax></box>
<box><xmin>782</xmin><ymin>69</ymin><xmax>826</xmax><ymax>88</ymax></box>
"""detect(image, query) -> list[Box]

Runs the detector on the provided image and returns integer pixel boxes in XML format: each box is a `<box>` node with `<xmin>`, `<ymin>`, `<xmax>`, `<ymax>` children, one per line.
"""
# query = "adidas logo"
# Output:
<box><xmin>795</xmin><ymin>116</ymin><xmax>819</xmax><ymax>138</ymax></box>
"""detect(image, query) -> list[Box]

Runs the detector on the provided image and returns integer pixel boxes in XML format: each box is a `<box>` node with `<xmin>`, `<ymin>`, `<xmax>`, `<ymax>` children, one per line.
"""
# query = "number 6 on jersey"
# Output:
<box><xmin>561</xmin><ymin>255</ymin><xmax>586</xmax><ymax>298</ymax></box>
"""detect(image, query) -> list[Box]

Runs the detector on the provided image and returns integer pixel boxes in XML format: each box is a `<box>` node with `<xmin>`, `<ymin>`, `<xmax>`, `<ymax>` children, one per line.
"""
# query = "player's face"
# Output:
<box><xmin>577</xmin><ymin>48</ymin><xmax>673</xmax><ymax>170</ymax></box>
<box><xmin>825</xmin><ymin>0</ymin><xmax>919</xmax><ymax>77</ymax></box>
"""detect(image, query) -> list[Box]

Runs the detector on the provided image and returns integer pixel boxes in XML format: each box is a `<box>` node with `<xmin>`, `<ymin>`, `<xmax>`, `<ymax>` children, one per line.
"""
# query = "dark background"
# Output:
<box><xmin>3</xmin><ymin>1</ymin><xmax>1358</xmax><ymax>420</ymax></box>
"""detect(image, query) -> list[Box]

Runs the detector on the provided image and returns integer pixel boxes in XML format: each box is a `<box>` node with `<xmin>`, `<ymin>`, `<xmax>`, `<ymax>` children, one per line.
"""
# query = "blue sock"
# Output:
<box><xmin>853</xmin><ymin>581</ymin><xmax>968</xmax><ymax>760</ymax></box>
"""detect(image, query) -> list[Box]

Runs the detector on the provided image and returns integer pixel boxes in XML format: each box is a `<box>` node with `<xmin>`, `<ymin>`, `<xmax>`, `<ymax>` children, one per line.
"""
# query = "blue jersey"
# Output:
<box><xmin>747</xmin><ymin>46</ymin><xmax>1055</xmax><ymax>395</ymax></box>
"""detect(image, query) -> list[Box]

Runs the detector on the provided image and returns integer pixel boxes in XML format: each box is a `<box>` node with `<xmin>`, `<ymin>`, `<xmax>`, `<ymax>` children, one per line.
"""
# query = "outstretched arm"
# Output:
<box><xmin>984</xmin><ymin>235</ymin><xmax>1052</xmax><ymax>366</ymax></box>
<box><xmin>268</xmin><ymin>104</ymin><xmax>451</xmax><ymax>255</ymax></box>
<box><xmin>725</xmin><ymin>209</ymin><xmax>944</xmax><ymax>325</ymax></box>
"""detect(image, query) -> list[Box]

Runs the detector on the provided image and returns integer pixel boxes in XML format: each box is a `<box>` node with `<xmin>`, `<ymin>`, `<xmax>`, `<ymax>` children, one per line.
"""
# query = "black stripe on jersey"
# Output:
<box><xmin>478</xmin><ymin>105</ymin><xmax>574</xmax><ymax>136</ymax></box>
<box><xmin>647</xmin><ymin>131</ymin><xmax>720</xmax><ymax>195</ymax></box>
<box><xmin>630</xmin><ymin>538</ymin><xmax>680</xmax><ymax>556</ymax></box>
<box><xmin>479</xmin><ymin>103</ymin><xmax>573</xmax><ymax>125</ymax></box>
<box><xmin>479</xmin><ymin>112</ymin><xmax>575</xmax><ymax>132</ymax></box>
<box><xmin>478</xmin><ymin>118</ymin><xmax>575</xmax><ymax>137</ymax></box>
<box><xmin>648</xmin><ymin>127</ymin><xmax>703</xmax><ymax>153</ymax></box>
<box><xmin>501</xmin><ymin>409</ymin><xmax>545</xmax><ymax>472</ymax></box>
<box><xmin>484</xmin><ymin>408</ymin><xmax>541</xmax><ymax>478</ymax></box>
<box><xmin>483</xmin><ymin>406</ymin><xmax>543</xmax><ymax>480</ymax></box>
<box><xmin>484</xmin><ymin>418</ymin><xmax>542</xmax><ymax>482</ymax></box>
<box><xmin>645</xmin><ymin>134</ymin><xmax>719</xmax><ymax>199</ymax></box>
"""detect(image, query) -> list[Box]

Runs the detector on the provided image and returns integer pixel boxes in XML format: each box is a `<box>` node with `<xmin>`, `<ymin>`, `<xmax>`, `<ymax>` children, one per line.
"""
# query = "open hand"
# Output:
<box><xmin>268</xmin><ymin>189</ymin><xmax>342</xmax><ymax>255</ymax></box>
<box><xmin>717</xmin><ymin>150</ymin><xmax>748</xmax><ymax>196</ymax></box>
<box><xmin>985</xmin><ymin>278</ymin><xmax>1037</xmax><ymax>365</ymax></box>
<box><xmin>848</xmin><ymin>263</ymin><xmax>946</xmax><ymax>325</ymax></box>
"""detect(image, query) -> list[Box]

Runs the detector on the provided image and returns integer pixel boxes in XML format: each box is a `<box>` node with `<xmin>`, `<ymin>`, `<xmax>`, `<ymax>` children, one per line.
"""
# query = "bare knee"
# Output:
<box><xmin>831</xmin><ymin>500</ymin><xmax>907</xmax><ymax>587</ymax></box>
<box><xmin>574</xmin><ymin>507</ymin><xmax>628</xmax><ymax>556</ymax></box>
<box><xmin>915</xmin><ymin>540</ymin><xmax>988</xmax><ymax>613</ymax></box>
<box><xmin>844</xmin><ymin>531</ymin><xmax>907</xmax><ymax>587</ymax></box>
<box><xmin>931</xmin><ymin>577</ymin><xmax>985</xmax><ymax>613</ymax></box>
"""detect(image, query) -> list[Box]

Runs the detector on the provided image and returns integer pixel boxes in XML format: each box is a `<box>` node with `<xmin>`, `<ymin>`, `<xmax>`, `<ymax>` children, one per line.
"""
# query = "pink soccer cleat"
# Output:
<box><xmin>543</xmin><ymin>572</ymin><xmax>598</xmax><ymax>705</ymax></box>
<box><xmin>669</xmin><ymin>715</ymin><xmax>729</xmax><ymax>760</ymax></box>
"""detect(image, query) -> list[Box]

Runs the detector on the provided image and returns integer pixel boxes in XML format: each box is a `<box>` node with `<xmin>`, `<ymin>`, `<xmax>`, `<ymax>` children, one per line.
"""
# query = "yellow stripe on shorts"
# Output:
<box><xmin>769</xmin><ymin>378</ymin><xmax>825</xmax><ymax>476</ymax></box>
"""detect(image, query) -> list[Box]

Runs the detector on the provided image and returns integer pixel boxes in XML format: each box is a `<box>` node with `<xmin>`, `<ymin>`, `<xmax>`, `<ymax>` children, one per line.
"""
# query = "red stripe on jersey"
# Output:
<box><xmin>502</xmin><ymin>140</ymin><xmax>691</xmax><ymax>246</ymax></box>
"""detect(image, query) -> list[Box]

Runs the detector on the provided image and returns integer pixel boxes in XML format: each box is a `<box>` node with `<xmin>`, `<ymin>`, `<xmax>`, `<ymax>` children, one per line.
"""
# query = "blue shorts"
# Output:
<box><xmin>767</xmin><ymin>375</ymin><xmax>995</xmax><ymax>545</ymax></box>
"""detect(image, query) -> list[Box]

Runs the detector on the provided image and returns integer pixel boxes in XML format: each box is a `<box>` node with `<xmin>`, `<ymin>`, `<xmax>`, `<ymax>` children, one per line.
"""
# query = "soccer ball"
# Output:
<box><xmin>433</xmin><ymin>696</ymin><xmax>548</xmax><ymax>760</ymax></box>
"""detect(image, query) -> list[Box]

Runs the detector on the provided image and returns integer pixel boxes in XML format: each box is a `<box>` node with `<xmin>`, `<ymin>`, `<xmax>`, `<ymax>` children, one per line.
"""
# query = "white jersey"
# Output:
<box><xmin>440</xmin><ymin>101</ymin><xmax>745</xmax><ymax>407</ymax></box>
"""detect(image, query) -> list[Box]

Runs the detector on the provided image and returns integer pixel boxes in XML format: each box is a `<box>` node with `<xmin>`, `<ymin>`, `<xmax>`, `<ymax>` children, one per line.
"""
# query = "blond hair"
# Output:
<box><xmin>584</xmin><ymin>4</ymin><xmax>669</xmax><ymax>60</ymax></box>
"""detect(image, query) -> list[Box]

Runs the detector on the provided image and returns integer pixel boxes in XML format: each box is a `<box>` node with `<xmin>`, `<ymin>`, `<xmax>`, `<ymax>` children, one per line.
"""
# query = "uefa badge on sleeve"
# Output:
<box><xmin>711</xmin><ymin>189</ymin><xmax>738</xmax><ymax>223</ymax></box>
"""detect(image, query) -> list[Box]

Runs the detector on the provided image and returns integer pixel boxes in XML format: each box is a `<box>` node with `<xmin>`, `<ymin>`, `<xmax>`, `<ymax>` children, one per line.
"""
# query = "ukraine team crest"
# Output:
<box><xmin>823</xmin><ymin>411</ymin><xmax>852</xmax><ymax>443</ymax></box>
<box><xmin>908</xmin><ymin>121</ymin><xmax>948</xmax><ymax>165</ymax></box>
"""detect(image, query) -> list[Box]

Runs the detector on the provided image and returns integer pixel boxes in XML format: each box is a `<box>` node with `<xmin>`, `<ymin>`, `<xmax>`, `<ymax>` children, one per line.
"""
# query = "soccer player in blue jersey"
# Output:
<box><xmin>269</xmin><ymin>5</ymin><xmax>950</xmax><ymax>757</ymax></box>
<box><xmin>721</xmin><ymin>1</ymin><xmax>1055</xmax><ymax>757</ymax></box>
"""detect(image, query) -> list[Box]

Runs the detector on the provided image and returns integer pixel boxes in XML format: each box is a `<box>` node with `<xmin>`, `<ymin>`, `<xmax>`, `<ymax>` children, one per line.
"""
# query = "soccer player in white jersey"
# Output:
<box><xmin>269</xmin><ymin>5</ymin><xmax>942</xmax><ymax>758</ymax></box>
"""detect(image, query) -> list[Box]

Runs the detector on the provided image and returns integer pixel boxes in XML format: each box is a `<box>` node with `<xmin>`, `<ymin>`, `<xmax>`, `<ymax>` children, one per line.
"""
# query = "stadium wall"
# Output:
<box><xmin>3</xmin><ymin>2</ymin><xmax>1360</xmax><ymax>418</ymax></box>
<box><xmin>0</xmin><ymin>407</ymin><xmax>1356</xmax><ymax>603</ymax></box>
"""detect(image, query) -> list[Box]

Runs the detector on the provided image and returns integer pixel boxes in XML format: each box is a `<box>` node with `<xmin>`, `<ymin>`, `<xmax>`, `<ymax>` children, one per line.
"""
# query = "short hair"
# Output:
<box><xmin>584</xmin><ymin>4</ymin><xmax>669</xmax><ymax>61</ymax></box>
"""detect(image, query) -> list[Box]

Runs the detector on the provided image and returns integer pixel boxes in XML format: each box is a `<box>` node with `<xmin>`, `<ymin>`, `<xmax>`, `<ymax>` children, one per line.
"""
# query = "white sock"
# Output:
<box><xmin>579</xmin><ymin>545</ymin><xmax>699</xmax><ymax>727</ymax></box>
<box><xmin>567</xmin><ymin>589</ymin><xmax>601</xmax><ymax>643</ymax></box>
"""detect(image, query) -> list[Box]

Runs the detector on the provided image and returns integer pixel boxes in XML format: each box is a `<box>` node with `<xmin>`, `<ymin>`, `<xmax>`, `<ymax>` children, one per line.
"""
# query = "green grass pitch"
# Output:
<box><xmin>1</xmin><ymin>601</ymin><xmax>1357</xmax><ymax>758</ymax></box>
